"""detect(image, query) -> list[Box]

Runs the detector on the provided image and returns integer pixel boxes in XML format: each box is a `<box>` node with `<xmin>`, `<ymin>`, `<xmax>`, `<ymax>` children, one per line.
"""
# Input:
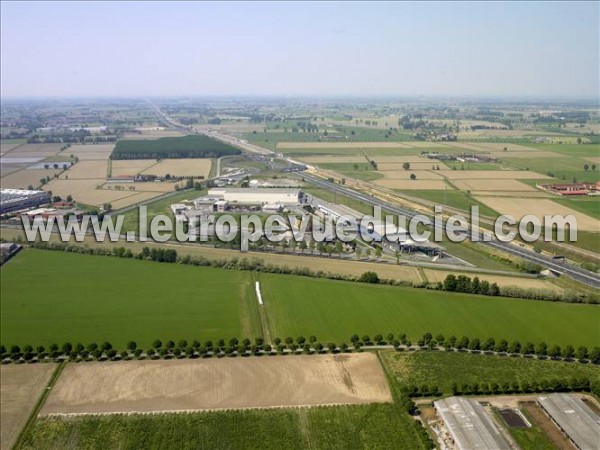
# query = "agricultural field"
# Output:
<box><xmin>40</xmin><ymin>354</ymin><xmax>390</xmax><ymax>415</ymax></box>
<box><xmin>66</xmin><ymin>144</ymin><xmax>115</xmax><ymax>161</ymax></box>
<box><xmin>23</xmin><ymin>402</ymin><xmax>428</xmax><ymax>450</ymax></box>
<box><xmin>140</xmin><ymin>158</ymin><xmax>212</xmax><ymax>178</ymax></box>
<box><xmin>259</xmin><ymin>273</ymin><xmax>599</xmax><ymax>348</ymax></box>
<box><xmin>0</xmin><ymin>364</ymin><xmax>56</xmax><ymax>450</ymax></box>
<box><xmin>110</xmin><ymin>159</ymin><xmax>157</xmax><ymax>177</ymax></box>
<box><xmin>0</xmin><ymin>250</ymin><xmax>260</xmax><ymax>348</ymax></box>
<box><xmin>0</xmin><ymin>168</ymin><xmax>62</xmax><ymax>190</ymax></box>
<box><xmin>474</xmin><ymin>197</ymin><xmax>599</xmax><ymax>232</ymax></box>
<box><xmin>379</xmin><ymin>351</ymin><xmax>600</xmax><ymax>396</ymax></box>
<box><xmin>110</xmin><ymin>135</ymin><xmax>240</xmax><ymax>159</ymax></box>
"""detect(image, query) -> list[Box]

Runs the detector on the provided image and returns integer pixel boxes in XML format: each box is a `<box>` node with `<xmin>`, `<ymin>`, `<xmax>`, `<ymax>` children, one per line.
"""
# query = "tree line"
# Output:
<box><xmin>3</xmin><ymin>331</ymin><xmax>598</xmax><ymax>367</ymax></box>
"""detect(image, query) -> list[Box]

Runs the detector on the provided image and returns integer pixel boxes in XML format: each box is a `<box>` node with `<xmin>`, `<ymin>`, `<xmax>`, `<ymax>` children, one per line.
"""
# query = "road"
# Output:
<box><xmin>146</xmin><ymin>101</ymin><xmax>600</xmax><ymax>289</ymax></box>
<box><xmin>299</xmin><ymin>172</ymin><xmax>600</xmax><ymax>289</ymax></box>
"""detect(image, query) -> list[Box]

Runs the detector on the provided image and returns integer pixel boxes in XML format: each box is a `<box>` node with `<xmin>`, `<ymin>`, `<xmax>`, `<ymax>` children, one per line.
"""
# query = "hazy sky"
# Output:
<box><xmin>1</xmin><ymin>1</ymin><xmax>598</xmax><ymax>98</ymax></box>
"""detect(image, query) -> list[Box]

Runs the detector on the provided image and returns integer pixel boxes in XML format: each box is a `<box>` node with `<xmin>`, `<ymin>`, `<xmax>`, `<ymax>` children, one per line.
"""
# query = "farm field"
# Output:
<box><xmin>379</xmin><ymin>351</ymin><xmax>600</xmax><ymax>396</ymax></box>
<box><xmin>374</xmin><ymin>179</ymin><xmax>448</xmax><ymax>190</ymax></box>
<box><xmin>451</xmin><ymin>179</ymin><xmax>538</xmax><ymax>192</ymax></box>
<box><xmin>66</xmin><ymin>144</ymin><xmax>115</xmax><ymax>161</ymax></box>
<box><xmin>59</xmin><ymin>160</ymin><xmax>107</xmax><ymax>179</ymax></box>
<box><xmin>122</xmin><ymin>129</ymin><xmax>184</xmax><ymax>140</ymax></box>
<box><xmin>554</xmin><ymin>197</ymin><xmax>600</xmax><ymax>221</ymax></box>
<box><xmin>110</xmin><ymin>159</ymin><xmax>157</xmax><ymax>176</ymax></box>
<box><xmin>0</xmin><ymin>250</ymin><xmax>260</xmax><ymax>348</ymax></box>
<box><xmin>40</xmin><ymin>354</ymin><xmax>391</xmax><ymax>415</ymax></box>
<box><xmin>23</xmin><ymin>402</ymin><xmax>428</xmax><ymax>450</ymax></box>
<box><xmin>44</xmin><ymin>178</ymin><xmax>140</xmax><ymax>207</ymax></box>
<box><xmin>474</xmin><ymin>197</ymin><xmax>600</xmax><ymax>232</ymax></box>
<box><xmin>404</xmin><ymin>190</ymin><xmax>500</xmax><ymax>217</ymax></box>
<box><xmin>140</xmin><ymin>158</ymin><xmax>212</xmax><ymax>178</ymax></box>
<box><xmin>0</xmin><ymin>168</ymin><xmax>62</xmax><ymax>190</ymax></box>
<box><xmin>260</xmin><ymin>273</ymin><xmax>600</xmax><ymax>348</ymax></box>
<box><xmin>421</xmin><ymin>270</ymin><xmax>562</xmax><ymax>293</ymax></box>
<box><xmin>0</xmin><ymin>364</ymin><xmax>56</xmax><ymax>450</ymax></box>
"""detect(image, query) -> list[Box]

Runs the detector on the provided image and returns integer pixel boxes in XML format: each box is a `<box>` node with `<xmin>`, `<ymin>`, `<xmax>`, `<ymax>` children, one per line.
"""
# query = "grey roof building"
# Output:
<box><xmin>434</xmin><ymin>396</ymin><xmax>511</xmax><ymax>450</ymax></box>
<box><xmin>537</xmin><ymin>394</ymin><xmax>600</xmax><ymax>450</ymax></box>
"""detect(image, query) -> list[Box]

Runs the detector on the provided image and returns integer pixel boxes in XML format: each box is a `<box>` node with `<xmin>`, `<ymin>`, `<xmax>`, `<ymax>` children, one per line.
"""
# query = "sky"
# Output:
<box><xmin>1</xmin><ymin>1</ymin><xmax>598</xmax><ymax>98</ymax></box>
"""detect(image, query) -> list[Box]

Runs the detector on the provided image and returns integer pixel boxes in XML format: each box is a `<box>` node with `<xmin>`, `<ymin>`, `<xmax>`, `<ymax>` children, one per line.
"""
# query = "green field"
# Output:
<box><xmin>379</xmin><ymin>351</ymin><xmax>600</xmax><ymax>395</ymax></box>
<box><xmin>500</xmin><ymin>156</ymin><xmax>599</xmax><ymax>183</ymax></box>
<box><xmin>111</xmin><ymin>135</ymin><xmax>241</xmax><ymax>160</ymax></box>
<box><xmin>0</xmin><ymin>250</ymin><xmax>260</xmax><ymax>348</ymax></box>
<box><xmin>529</xmin><ymin>143</ymin><xmax>600</xmax><ymax>158</ymax></box>
<box><xmin>554</xmin><ymin>197</ymin><xmax>600</xmax><ymax>221</ymax></box>
<box><xmin>21</xmin><ymin>404</ymin><xmax>428</xmax><ymax>450</ymax></box>
<box><xmin>260</xmin><ymin>273</ymin><xmax>600</xmax><ymax>348</ymax></box>
<box><xmin>3</xmin><ymin>250</ymin><xmax>599</xmax><ymax>351</ymax></box>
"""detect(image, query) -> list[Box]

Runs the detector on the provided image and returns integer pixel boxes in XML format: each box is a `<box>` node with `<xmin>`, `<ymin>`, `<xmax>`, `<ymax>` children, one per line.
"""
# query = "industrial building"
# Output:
<box><xmin>0</xmin><ymin>189</ymin><xmax>51</xmax><ymax>214</ymax></box>
<box><xmin>434</xmin><ymin>396</ymin><xmax>511</xmax><ymax>450</ymax></box>
<box><xmin>537</xmin><ymin>394</ymin><xmax>600</xmax><ymax>450</ymax></box>
<box><xmin>208</xmin><ymin>188</ymin><xmax>304</xmax><ymax>205</ymax></box>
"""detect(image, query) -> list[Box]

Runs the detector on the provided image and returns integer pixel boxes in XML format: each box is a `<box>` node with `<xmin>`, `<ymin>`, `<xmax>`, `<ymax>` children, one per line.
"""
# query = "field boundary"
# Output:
<box><xmin>12</xmin><ymin>361</ymin><xmax>65</xmax><ymax>450</ymax></box>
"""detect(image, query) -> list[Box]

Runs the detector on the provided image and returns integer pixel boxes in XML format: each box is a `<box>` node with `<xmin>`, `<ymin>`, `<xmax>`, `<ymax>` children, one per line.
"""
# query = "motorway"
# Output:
<box><xmin>147</xmin><ymin>101</ymin><xmax>600</xmax><ymax>289</ymax></box>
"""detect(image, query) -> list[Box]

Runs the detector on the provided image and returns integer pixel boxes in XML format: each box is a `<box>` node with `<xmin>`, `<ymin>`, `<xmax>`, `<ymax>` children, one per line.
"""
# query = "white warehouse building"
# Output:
<box><xmin>207</xmin><ymin>188</ymin><xmax>304</xmax><ymax>205</ymax></box>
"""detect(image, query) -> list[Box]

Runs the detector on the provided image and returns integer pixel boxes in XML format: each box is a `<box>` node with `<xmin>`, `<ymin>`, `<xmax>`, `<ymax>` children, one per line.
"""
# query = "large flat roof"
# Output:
<box><xmin>434</xmin><ymin>397</ymin><xmax>511</xmax><ymax>450</ymax></box>
<box><xmin>537</xmin><ymin>394</ymin><xmax>600</xmax><ymax>450</ymax></box>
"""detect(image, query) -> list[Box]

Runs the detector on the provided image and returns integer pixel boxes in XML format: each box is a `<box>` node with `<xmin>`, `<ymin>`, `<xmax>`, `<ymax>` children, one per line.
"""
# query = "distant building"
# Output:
<box><xmin>537</xmin><ymin>182</ymin><xmax>600</xmax><ymax>196</ymax></box>
<box><xmin>0</xmin><ymin>242</ymin><xmax>22</xmax><ymax>265</ymax></box>
<box><xmin>208</xmin><ymin>188</ymin><xmax>304</xmax><ymax>205</ymax></box>
<box><xmin>0</xmin><ymin>189</ymin><xmax>51</xmax><ymax>214</ymax></box>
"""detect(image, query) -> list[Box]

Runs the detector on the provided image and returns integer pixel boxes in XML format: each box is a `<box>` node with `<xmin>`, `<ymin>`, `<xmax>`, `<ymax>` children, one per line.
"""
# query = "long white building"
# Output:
<box><xmin>208</xmin><ymin>188</ymin><xmax>304</xmax><ymax>205</ymax></box>
<box><xmin>0</xmin><ymin>189</ymin><xmax>51</xmax><ymax>214</ymax></box>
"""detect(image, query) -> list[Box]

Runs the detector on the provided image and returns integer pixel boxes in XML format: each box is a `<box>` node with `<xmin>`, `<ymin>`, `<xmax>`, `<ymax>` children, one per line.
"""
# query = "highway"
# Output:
<box><xmin>299</xmin><ymin>172</ymin><xmax>600</xmax><ymax>289</ymax></box>
<box><xmin>147</xmin><ymin>101</ymin><xmax>600</xmax><ymax>289</ymax></box>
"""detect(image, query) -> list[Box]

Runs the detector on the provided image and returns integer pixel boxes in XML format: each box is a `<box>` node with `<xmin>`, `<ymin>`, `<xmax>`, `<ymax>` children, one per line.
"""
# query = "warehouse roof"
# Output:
<box><xmin>537</xmin><ymin>394</ymin><xmax>600</xmax><ymax>450</ymax></box>
<box><xmin>434</xmin><ymin>397</ymin><xmax>511</xmax><ymax>450</ymax></box>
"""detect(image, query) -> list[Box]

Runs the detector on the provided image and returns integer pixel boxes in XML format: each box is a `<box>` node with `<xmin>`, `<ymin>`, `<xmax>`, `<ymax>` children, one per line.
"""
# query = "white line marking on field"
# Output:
<box><xmin>255</xmin><ymin>281</ymin><xmax>264</xmax><ymax>305</ymax></box>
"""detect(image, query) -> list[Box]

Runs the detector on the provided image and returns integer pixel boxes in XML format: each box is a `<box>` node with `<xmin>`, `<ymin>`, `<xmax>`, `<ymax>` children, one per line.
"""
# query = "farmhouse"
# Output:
<box><xmin>208</xmin><ymin>188</ymin><xmax>305</xmax><ymax>205</ymax></box>
<box><xmin>434</xmin><ymin>396</ymin><xmax>511</xmax><ymax>450</ymax></box>
<box><xmin>537</xmin><ymin>181</ymin><xmax>600</xmax><ymax>196</ymax></box>
<box><xmin>0</xmin><ymin>189</ymin><xmax>51</xmax><ymax>214</ymax></box>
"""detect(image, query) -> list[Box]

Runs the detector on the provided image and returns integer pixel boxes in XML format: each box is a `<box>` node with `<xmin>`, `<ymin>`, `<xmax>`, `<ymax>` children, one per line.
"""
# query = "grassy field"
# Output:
<box><xmin>22</xmin><ymin>403</ymin><xmax>428</xmax><ymax>450</ymax></box>
<box><xmin>111</xmin><ymin>135</ymin><xmax>241</xmax><ymax>159</ymax></box>
<box><xmin>260</xmin><ymin>273</ymin><xmax>599</xmax><ymax>347</ymax></box>
<box><xmin>554</xmin><ymin>197</ymin><xmax>600</xmax><ymax>221</ymax></box>
<box><xmin>379</xmin><ymin>351</ymin><xmax>600</xmax><ymax>395</ymax></box>
<box><xmin>529</xmin><ymin>143</ymin><xmax>600</xmax><ymax>158</ymax></box>
<box><xmin>501</xmin><ymin>156</ymin><xmax>599</xmax><ymax>183</ymax></box>
<box><xmin>0</xmin><ymin>250</ymin><xmax>261</xmax><ymax>348</ymax></box>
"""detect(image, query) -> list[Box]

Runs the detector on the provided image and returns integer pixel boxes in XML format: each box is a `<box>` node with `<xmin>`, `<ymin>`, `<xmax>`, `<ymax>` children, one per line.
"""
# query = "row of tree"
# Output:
<box><xmin>3</xmin><ymin>331</ymin><xmax>599</xmax><ymax>366</ymax></box>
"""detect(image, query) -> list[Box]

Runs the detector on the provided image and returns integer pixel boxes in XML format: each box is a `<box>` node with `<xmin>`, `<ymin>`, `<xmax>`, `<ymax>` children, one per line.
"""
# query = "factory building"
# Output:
<box><xmin>208</xmin><ymin>188</ymin><xmax>304</xmax><ymax>205</ymax></box>
<box><xmin>0</xmin><ymin>189</ymin><xmax>51</xmax><ymax>214</ymax></box>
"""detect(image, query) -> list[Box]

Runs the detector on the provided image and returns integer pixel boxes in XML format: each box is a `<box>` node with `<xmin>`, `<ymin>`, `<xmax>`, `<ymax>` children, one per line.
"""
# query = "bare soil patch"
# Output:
<box><xmin>474</xmin><ymin>197</ymin><xmax>600</xmax><ymax>232</ymax></box>
<box><xmin>141</xmin><ymin>159</ymin><xmax>212</xmax><ymax>178</ymax></box>
<box><xmin>452</xmin><ymin>179</ymin><xmax>537</xmax><ymax>192</ymax></box>
<box><xmin>1</xmin><ymin>364</ymin><xmax>56</xmax><ymax>450</ymax></box>
<box><xmin>65</xmin><ymin>144</ymin><xmax>114</xmax><ymax>161</ymax></box>
<box><xmin>40</xmin><ymin>354</ymin><xmax>392</xmax><ymax>415</ymax></box>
